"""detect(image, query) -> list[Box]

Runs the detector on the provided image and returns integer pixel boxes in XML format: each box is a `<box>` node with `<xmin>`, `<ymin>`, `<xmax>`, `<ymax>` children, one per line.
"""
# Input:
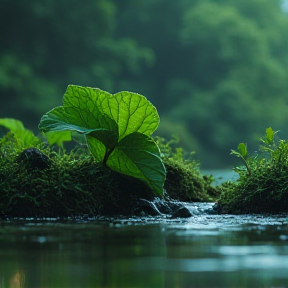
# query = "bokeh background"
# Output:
<box><xmin>1</xmin><ymin>0</ymin><xmax>288</xmax><ymax>168</ymax></box>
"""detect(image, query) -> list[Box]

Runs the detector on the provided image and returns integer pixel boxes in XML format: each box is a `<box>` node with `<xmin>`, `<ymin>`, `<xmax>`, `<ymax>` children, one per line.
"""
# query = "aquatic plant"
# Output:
<box><xmin>39</xmin><ymin>85</ymin><xmax>166</xmax><ymax>196</ymax></box>
<box><xmin>217</xmin><ymin>127</ymin><xmax>288</xmax><ymax>213</ymax></box>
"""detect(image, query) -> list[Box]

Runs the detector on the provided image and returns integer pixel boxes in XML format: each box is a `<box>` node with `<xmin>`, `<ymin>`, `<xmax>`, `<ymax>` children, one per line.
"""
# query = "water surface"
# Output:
<box><xmin>1</xmin><ymin>205</ymin><xmax>288</xmax><ymax>288</ymax></box>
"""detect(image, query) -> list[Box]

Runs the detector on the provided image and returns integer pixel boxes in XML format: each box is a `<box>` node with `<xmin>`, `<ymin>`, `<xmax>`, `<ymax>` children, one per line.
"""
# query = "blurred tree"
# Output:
<box><xmin>113</xmin><ymin>0</ymin><xmax>199</xmax><ymax>110</ymax></box>
<box><xmin>0</xmin><ymin>0</ymin><xmax>152</xmax><ymax>129</ymax></box>
<box><xmin>167</xmin><ymin>0</ymin><xmax>288</xmax><ymax>166</ymax></box>
<box><xmin>115</xmin><ymin>0</ymin><xmax>288</xmax><ymax>168</ymax></box>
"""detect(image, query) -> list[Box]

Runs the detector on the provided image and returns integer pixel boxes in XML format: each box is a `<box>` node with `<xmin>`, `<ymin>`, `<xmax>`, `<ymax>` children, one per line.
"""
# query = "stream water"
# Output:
<box><xmin>1</xmin><ymin>204</ymin><xmax>288</xmax><ymax>288</ymax></box>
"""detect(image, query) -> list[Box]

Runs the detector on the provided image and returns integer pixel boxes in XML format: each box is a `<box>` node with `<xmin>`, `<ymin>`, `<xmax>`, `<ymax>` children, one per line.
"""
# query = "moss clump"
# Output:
<box><xmin>164</xmin><ymin>158</ymin><xmax>219</xmax><ymax>201</ymax></box>
<box><xmin>0</xmin><ymin>146</ymin><xmax>155</xmax><ymax>217</ymax></box>
<box><xmin>217</xmin><ymin>130</ymin><xmax>288</xmax><ymax>214</ymax></box>
<box><xmin>0</xmin><ymin>133</ymin><xmax>219</xmax><ymax>218</ymax></box>
<box><xmin>0</xmin><ymin>131</ymin><xmax>154</xmax><ymax>217</ymax></box>
<box><xmin>156</xmin><ymin>136</ymin><xmax>220</xmax><ymax>202</ymax></box>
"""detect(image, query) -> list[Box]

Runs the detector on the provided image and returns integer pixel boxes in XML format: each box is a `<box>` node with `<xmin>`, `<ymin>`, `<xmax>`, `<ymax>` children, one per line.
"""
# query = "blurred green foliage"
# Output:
<box><xmin>0</xmin><ymin>0</ymin><xmax>152</xmax><ymax>128</ymax></box>
<box><xmin>1</xmin><ymin>0</ymin><xmax>288</xmax><ymax>168</ymax></box>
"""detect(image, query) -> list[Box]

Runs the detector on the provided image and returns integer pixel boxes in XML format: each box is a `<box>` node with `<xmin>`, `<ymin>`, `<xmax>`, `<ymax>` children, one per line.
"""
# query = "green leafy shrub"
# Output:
<box><xmin>0</xmin><ymin>118</ymin><xmax>72</xmax><ymax>151</ymax></box>
<box><xmin>218</xmin><ymin>127</ymin><xmax>288</xmax><ymax>213</ymax></box>
<box><xmin>0</xmin><ymin>118</ymin><xmax>41</xmax><ymax>150</ymax></box>
<box><xmin>39</xmin><ymin>85</ymin><xmax>166</xmax><ymax>196</ymax></box>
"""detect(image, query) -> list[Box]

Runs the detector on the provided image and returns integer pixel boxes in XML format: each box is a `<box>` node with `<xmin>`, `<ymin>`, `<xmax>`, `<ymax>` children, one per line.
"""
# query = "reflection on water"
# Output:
<box><xmin>1</xmin><ymin>211</ymin><xmax>288</xmax><ymax>288</ymax></box>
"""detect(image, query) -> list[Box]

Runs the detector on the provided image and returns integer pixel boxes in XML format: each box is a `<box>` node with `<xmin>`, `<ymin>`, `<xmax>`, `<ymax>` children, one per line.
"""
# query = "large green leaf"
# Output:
<box><xmin>40</xmin><ymin>106</ymin><xmax>117</xmax><ymax>134</ymax></box>
<box><xmin>87</xmin><ymin>132</ymin><xmax>166</xmax><ymax>196</ymax></box>
<box><xmin>39</xmin><ymin>85</ymin><xmax>160</xmax><ymax>160</ymax></box>
<box><xmin>62</xmin><ymin>85</ymin><xmax>159</xmax><ymax>139</ymax></box>
<box><xmin>39</xmin><ymin>85</ymin><xmax>166</xmax><ymax>195</ymax></box>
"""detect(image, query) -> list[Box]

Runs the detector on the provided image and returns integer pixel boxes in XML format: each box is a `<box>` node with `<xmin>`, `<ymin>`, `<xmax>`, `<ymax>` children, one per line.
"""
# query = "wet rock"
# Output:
<box><xmin>133</xmin><ymin>199</ymin><xmax>163</xmax><ymax>216</ymax></box>
<box><xmin>17</xmin><ymin>148</ymin><xmax>52</xmax><ymax>171</ymax></box>
<box><xmin>171</xmin><ymin>206</ymin><xmax>192</xmax><ymax>218</ymax></box>
<box><xmin>133</xmin><ymin>197</ymin><xmax>197</xmax><ymax>218</ymax></box>
<box><xmin>152</xmin><ymin>197</ymin><xmax>181</xmax><ymax>214</ymax></box>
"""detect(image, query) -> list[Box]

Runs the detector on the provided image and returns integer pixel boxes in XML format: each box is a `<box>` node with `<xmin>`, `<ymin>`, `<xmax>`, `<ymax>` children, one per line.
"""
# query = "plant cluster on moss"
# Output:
<box><xmin>0</xmin><ymin>85</ymin><xmax>220</xmax><ymax>218</ymax></box>
<box><xmin>0</xmin><ymin>129</ymin><xmax>218</xmax><ymax>218</ymax></box>
<box><xmin>218</xmin><ymin>127</ymin><xmax>288</xmax><ymax>213</ymax></box>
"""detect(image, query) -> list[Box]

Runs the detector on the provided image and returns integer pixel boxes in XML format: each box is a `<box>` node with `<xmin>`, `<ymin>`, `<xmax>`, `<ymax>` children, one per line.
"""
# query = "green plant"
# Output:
<box><xmin>0</xmin><ymin>118</ymin><xmax>40</xmax><ymax>149</ymax></box>
<box><xmin>155</xmin><ymin>135</ymin><xmax>198</xmax><ymax>169</ymax></box>
<box><xmin>259</xmin><ymin>127</ymin><xmax>282</xmax><ymax>165</ymax></box>
<box><xmin>0</xmin><ymin>118</ymin><xmax>71</xmax><ymax>150</ymax></box>
<box><xmin>218</xmin><ymin>127</ymin><xmax>288</xmax><ymax>213</ymax></box>
<box><xmin>39</xmin><ymin>85</ymin><xmax>166</xmax><ymax>196</ymax></box>
<box><xmin>230</xmin><ymin>142</ymin><xmax>251</xmax><ymax>176</ymax></box>
<box><xmin>230</xmin><ymin>127</ymin><xmax>279</xmax><ymax>176</ymax></box>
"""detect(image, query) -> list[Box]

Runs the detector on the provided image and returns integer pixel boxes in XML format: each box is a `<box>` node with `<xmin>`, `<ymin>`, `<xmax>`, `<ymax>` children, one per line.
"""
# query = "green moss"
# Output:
<box><xmin>217</xmin><ymin>134</ymin><xmax>288</xmax><ymax>214</ymax></box>
<box><xmin>0</xmin><ymin>134</ymin><xmax>219</xmax><ymax>217</ymax></box>
<box><xmin>0</xmin><ymin>142</ymin><xmax>153</xmax><ymax>217</ymax></box>
<box><xmin>156</xmin><ymin>136</ymin><xmax>220</xmax><ymax>202</ymax></box>
<box><xmin>163</xmin><ymin>158</ymin><xmax>219</xmax><ymax>202</ymax></box>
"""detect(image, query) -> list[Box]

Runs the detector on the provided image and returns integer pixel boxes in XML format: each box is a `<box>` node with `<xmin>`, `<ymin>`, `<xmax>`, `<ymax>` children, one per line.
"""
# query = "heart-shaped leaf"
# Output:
<box><xmin>39</xmin><ymin>85</ymin><xmax>166</xmax><ymax>195</ymax></box>
<box><xmin>62</xmin><ymin>85</ymin><xmax>159</xmax><ymax>138</ymax></box>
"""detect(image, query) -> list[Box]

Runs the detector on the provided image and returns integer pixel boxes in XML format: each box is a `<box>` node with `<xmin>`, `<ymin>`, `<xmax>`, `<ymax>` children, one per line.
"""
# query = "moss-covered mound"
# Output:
<box><xmin>217</xmin><ymin>166</ymin><xmax>288</xmax><ymax>214</ymax></box>
<box><xmin>157</xmin><ymin>136</ymin><xmax>220</xmax><ymax>202</ymax></box>
<box><xmin>164</xmin><ymin>158</ymin><xmax>219</xmax><ymax>202</ymax></box>
<box><xmin>217</xmin><ymin>136</ymin><xmax>288</xmax><ymax>214</ymax></box>
<box><xmin>0</xmin><ymin>146</ymin><xmax>155</xmax><ymax>217</ymax></box>
<box><xmin>0</xmin><ymin>138</ymin><xmax>219</xmax><ymax>218</ymax></box>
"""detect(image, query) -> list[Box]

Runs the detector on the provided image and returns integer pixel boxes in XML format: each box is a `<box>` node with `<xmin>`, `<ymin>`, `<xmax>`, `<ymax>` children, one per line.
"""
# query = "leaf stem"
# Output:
<box><xmin>242</xmin><ymin>157</ymin><xmax>251</xmax><ymax>176</ymax></box>
<box><xmin>102</xmin><ymin>147</ymin><xmax>115</xmax><ymax>166</ymax></box>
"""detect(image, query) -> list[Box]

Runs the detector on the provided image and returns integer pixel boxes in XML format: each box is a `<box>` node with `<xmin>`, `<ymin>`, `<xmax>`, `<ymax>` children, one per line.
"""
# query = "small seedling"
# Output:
<box><xmin>230</xmin><ymin>142</ymin><xmax>251</xmax><ymax>175</ymax></box>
